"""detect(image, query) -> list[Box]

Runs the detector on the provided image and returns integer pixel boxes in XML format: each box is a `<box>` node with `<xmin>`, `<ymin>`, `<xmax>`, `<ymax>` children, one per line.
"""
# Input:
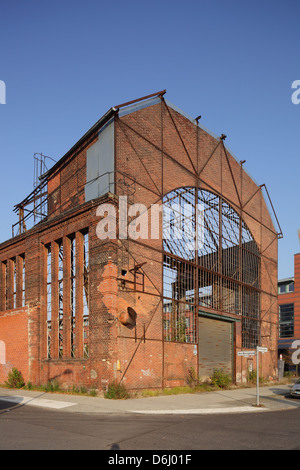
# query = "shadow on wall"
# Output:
<box><xmin>48</xmin><ymin>369</ymin><xmax>73</xmax><ymax>383</ymax></box>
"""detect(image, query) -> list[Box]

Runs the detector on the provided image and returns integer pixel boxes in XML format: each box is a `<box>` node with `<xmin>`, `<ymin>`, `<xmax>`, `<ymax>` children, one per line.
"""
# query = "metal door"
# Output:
<box><xmin>198</xmin><ymin>315</ymin><xmax>233</xmax><ymax>380</ymax></box>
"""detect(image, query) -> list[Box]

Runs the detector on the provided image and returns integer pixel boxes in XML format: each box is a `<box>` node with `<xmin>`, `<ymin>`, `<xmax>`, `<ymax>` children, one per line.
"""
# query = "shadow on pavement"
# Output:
<box><xmin>0</xmin><ymin>396</ymin><xmax>23</xmax><ymax>413</ymax></box>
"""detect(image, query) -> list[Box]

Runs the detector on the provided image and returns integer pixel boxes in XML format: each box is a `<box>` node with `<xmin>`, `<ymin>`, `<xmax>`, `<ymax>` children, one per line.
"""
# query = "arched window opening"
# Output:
<box><xmin>163</xmin><ymin>187</ymin><xmax>260</xmax><ymax>348</ymax></box>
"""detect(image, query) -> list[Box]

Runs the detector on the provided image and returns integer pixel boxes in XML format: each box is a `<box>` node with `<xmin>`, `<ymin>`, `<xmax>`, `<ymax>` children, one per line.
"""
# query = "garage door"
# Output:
<box><xmin>198</xmin><ymin>315</ymin><xmax>233</xmax><ymax>380</ymax></box>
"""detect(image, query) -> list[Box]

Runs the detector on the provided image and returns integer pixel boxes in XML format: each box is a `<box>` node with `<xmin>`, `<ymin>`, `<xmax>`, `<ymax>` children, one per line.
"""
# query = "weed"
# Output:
<box><xmin>186</xmin><ymin>367</ymin><xmax>200</xmax><ymax>387</ymax></box>
<box><xmin>104</xmin><ymin>380</ymin><xmax>130</xmax><ymax>399</ymax></box>
<box><xmin>44</xmin><ymin>380</ymin><xmax>60</xmax><ymax>392</ymax></box>
<box><xmin>248</xmin><ymin>370</ymin><xmax>257</xmax><ymax>384</ymax></box>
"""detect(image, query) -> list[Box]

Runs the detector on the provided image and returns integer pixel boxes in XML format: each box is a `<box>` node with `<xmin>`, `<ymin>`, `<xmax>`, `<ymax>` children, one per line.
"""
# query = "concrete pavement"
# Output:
<box><xmin>1</xmin><ymin>384</ymin><xmax>300</xmax><ymax>415</ymax></box>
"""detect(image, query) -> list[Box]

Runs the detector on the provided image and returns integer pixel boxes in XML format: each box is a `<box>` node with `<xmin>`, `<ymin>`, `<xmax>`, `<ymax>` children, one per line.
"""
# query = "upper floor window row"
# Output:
<box><xmin>1</xmin><ymin>254</ymin><xmax>25</xmax><ymax>311</ymax></box>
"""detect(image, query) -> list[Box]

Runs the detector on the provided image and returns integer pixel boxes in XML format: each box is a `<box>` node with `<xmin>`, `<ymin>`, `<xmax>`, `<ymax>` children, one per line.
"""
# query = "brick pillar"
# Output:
<box><xmin>98</xmin><ymin>258</ymin><xmax>118</xmax><ymax>317</ymax></box>
<box><xmin>75</xmin><ymin>231</ymin><xmax>84</xmax><ymax>357</ymax></box>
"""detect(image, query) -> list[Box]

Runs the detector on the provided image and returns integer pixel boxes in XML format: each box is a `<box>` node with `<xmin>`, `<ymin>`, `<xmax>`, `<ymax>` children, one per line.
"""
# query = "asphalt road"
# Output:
<box><xmin>0</xmin><ymin>397</ymin><xmax>300</xmax><ymax>451</ymax></box>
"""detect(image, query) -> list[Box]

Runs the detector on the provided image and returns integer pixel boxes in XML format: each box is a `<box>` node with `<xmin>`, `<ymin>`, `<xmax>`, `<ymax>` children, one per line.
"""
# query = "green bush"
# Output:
<box><xmin>186</xmin><ymin>367</ymin><xmax>200</xmax><ymax>387</ymax></box>
<box><xmin>210</xmin><ymin>368</ymin><xmax>231</xmax><ymax>389</ymax></box>
<box><xmin>5</xmin><ymin>368</ymin><xmax>25</xmax><ymax>389</ymax></box>
<box><xmin>248</xmin><ymin>370</ymin><xmax>265</xmax><ymax>384</ymax></box>
<box><xmin>248</xmin><ymin>369</ymin><xmax>257</xmax><ymax>383</ymax></box>
<box><xmin>104</xmin><ymin>380</ymin><xmax>130</xmax><ymax>399</ymax></box>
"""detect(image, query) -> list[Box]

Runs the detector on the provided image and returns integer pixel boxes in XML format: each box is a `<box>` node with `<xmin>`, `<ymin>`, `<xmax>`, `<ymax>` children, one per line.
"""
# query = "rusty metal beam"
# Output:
<box><xmin>114</xmin><ymin>90</ymin><xmax>166</xmax><ymax>110</ymax></box>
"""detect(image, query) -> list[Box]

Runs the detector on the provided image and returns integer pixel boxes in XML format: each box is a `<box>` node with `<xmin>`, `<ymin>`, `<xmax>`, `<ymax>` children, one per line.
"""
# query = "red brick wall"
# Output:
<box><xmin>0</xmin><ymin>307</ymin><xmax>29</xmax><ymax>383</ymax></box>
<box><xmin>47</xmin><ymin>135</ymin><xmax>96</xmax><ymax>219</ymax></box>
<box><xmin>293</xmin><ymin>254</ymin><xmax>300</xmax><ymax>340</ymax></box>
<box><xmin>278</xmin><ymin>253</ymin><xmax>300</xmax><ymax>343</ymax></box>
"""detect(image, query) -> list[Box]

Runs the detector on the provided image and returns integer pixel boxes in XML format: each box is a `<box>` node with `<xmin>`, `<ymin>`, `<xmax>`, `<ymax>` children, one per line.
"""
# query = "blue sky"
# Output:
<box><xmin>0</xmin><ymin>0</ymin><xmax>299</xmax><ymax>279</ymax></box>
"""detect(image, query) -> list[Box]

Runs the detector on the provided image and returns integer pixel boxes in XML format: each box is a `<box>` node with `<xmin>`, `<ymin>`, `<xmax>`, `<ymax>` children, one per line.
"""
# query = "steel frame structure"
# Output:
<box><xmin>162</xmin><ymin>187</ymin><xmax>261</xmax><ymax>348</ymax></box>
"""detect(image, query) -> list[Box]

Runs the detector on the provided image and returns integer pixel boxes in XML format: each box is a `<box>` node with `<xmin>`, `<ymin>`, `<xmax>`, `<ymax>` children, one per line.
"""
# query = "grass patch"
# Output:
<box><xmin>140</xmin><ymin>382</ymin><xmax>214</xmax><ymax>398</ymax></box>
<box><xmin>104</xmin><ymin>381</ymin><xmax>131</xmax><ymax>399</ymax></box>
<box><xmin>1</xmin><ymin>378</ymin><xmax>98</xmax><ymax>397</ymax></box>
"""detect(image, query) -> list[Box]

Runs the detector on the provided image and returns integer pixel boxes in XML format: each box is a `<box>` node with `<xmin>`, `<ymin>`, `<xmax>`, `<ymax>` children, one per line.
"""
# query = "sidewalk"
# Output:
<box><xmin>1</xmin><ymin>384</ymin><xmax>300</xmax><ymax>415</ymax></box>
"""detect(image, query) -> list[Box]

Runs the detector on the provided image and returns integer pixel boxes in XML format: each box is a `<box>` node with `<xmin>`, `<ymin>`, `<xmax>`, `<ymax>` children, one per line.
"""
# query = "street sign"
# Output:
<box><xmin>255</xmin><ymin>346</ymin><xmax>268</xmax><ymax>406</ymax></box>
<box><xmin>257</xmin><ymin>347</ymin><xmax>268</xmax><ymax>353</ymax></box>
<box><xmin>238</xmin><ymin>346</ymin><xmax>268</xmax><ymax>407</ymax></box>
<box><xmin>237</xmin><ymin>350</ymin><xmax>255</xmax><ymax>357</ymax></box>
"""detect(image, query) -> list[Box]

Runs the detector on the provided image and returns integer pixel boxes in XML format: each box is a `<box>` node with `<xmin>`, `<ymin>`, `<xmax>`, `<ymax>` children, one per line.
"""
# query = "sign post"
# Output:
<box><xmin>256</xmin><ymin>347</ymin><xmax>260</xmax><ymax>406</ymax></box>
<box><xmin>237</xmin><ymin>347</ymin><xmax>268</xmax><ymax>407</ymax></box>
<box><xmin>256</xmin><ymin>346</ymin><xmax>268</xmax><ymax>407</ymax></box>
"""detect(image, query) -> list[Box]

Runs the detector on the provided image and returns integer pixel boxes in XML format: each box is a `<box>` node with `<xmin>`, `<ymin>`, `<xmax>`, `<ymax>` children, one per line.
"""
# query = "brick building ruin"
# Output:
<box><xmin>0</xmin><ymin>91</ymin><xmax>282</xmax><ymax>391</ymax></box>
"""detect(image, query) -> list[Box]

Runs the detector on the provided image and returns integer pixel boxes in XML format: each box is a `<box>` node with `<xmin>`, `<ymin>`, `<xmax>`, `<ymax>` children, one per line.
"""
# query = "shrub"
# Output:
<box><xmin>25</xmin><ymin>381</ymin><xmax>33</xmax><ymax>390</ymax></box>
<box><xmin>104</xmin><ymin>380</ymin><xmax>130</xmax><ymax>399</ymax></box>
<box><xmin>248</xmin><ymin>369</ymin><xmax>257</xmax><ymax>384</ymax></box>
<box><xmin>5</xmin><ymin>368</ymin><xmax>25</xmax><ymax>389</ymax></box>
<box><xmin>247</xmin><ymin>370</ymin><xmax>265</xmax><ymax>384</ymax></box>
<box><xmin>210</xmin><ymin>368</ymin><xmax>231</xmax><ymax>389</ymax></box>
<box><xmin>186</xmin><ymin>367</ymin><xmax>200</xmax><ymax>387</ymax></box>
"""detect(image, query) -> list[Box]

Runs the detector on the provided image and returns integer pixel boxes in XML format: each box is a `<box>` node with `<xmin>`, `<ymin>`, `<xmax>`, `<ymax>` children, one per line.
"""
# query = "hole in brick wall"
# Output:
<box><xmin>119</xmin><ymin>306</ymin><xmax>137</xmax><ymax>329</ymax></box>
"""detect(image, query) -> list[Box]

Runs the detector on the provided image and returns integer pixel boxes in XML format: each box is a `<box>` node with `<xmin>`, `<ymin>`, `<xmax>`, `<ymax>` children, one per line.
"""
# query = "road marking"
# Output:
<box><xmin>0</xmin><ymin>396</ymin><xmax>76</xmax><ymax>410</ymax></box>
